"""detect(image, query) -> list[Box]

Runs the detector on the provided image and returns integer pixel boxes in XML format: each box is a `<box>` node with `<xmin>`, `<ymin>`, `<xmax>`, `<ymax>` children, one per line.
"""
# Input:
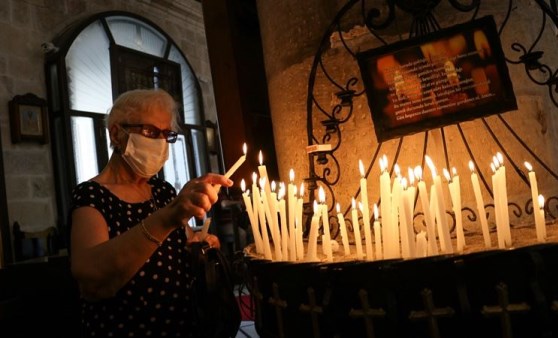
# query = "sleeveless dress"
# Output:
<box><xmin>70</xmin><ymin>177</ymin><xmax>197</xmax><ymax>337</ymax></box>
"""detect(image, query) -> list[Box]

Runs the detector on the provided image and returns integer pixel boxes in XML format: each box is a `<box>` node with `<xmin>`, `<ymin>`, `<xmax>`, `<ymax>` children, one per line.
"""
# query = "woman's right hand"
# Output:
<box><xmin>165</xmin><ymin>173</ymin><xmax>233</xmax><ymax>226</ymax></box>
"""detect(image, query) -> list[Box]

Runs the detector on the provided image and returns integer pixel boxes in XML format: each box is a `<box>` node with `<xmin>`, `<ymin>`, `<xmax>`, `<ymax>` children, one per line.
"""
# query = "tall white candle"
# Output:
<box><xmin>444</xmin><ymin>168</ymin><xmax>465</xmax><ymax>252</ymax></box>
<box><xmin>415</xmin><ymin>231</ymin><xmax>428</xmax><ymax>258</ymax></box>
<box><xmin>491</xmin><ymin>163</ymin><xmax>505</xmax><ymax>249</ymax></box>
<box><xmin>525</xmin><ymin>162</ymin><xmax>546</xmax><ymax>242</ymax></box>
<box><xmin>287</xmin><ymin>169</ymin><xmax>297</xmax><ymax>260</ymax></box>
<box><xmin>255</xmin><ymin>179</ymin><xmax>272</xmax><ymax>260</ymax></box>
<box><xmin>414</xmin><ymin>166</ymin><xmax>438</xmax><ymax>255</ymax></box>
<box><xmin>390</xmin><ymin>164</ymin><xmax>402</xmax><ymax>258</ymax></box>
<box><xmin>379</xmin><ymin>155</ymin><xmax>395</xmax><ymax>259</ymax></box>
<box><xmin>469</xmin><ymin>161</ymin><xmax>491</xmax><ymax>248</ymax></box>
<box><xmin>399</xmin><ymin>178</ymin><xmax>411</xmax><ymax>259</ymax></box>
<box><xmin>360</xmin><ymin>202</ymin><xmax>374</xmax><ymax>260</ymax></box>
<box><xmin>539</xmin><ymin>194</ymin><xmax>546</xmax><ymax>242</ymax></box>
<box><xmin>496</xmin><ymin>153</ymin><xmax>512</xmax><ymax>246</ymax></box>
<box><xmin>251</xmin><ymin>172</ymin><xmax>260</xmax><ymax>247</ymax></box>
<box><xmin>405</xmin><ymin>170</ymin><xmax>417</xmax><ymax>256</ymax></box>
<box><xmin>260</xmin><ymin>178</ymin><xmax>282</xmax><ymax>260</ymax></box>
<box><xmin>295</xmin><ymin>184</ymin><xmax>305</xmax><ymax>260</ymax></box>
<box><xmin>336</xmin><ymin>203</ymin><xmax>351</xmax><ymax>256</ymax></box>
<box><xmin>373</xmin><ymin>204</ymin><xmax>383</xmax><ymax>260</ymax></box>
<box><xmin>425</xmin><ymin>155</ymin><xmax>453</xmax><ymax>254</ymax></box>
<box><xmin>351</xmin><ymin>197</ymin><xmax>364</xmax><ymax>259</ymax></box>
<box><xmin>319</xmin><ymin>187</ymin><xmax>333</xmax><ymax>262</ymax></box>
<box><xmin>307</xmin><ymin>200</ymin><xmax>321</xmax><ymax>262</ymax></box>
<box><xmin>278</xmin><ymin>185</ymin><xmax>289</xmax><ymax>260</ymax></box>
<box><xmin>214</xmin><ymin>143</ymin><xmax>247</xmax><ymax>192</ymax></box>
<box><xmin>240</xmin><ymin>179</ymin><xmax>263</xmax><ymax>254</ymax></box>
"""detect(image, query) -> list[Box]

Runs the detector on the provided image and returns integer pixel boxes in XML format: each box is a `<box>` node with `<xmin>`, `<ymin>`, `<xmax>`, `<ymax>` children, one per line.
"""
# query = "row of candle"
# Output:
<box><xmin>225</xmin><ymin>144</ymin><xmax>547</xmax><ymax>262</ymax></box>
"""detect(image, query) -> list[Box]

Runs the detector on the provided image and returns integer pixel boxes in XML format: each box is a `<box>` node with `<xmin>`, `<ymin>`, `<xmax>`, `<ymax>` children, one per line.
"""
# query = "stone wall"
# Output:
<box><xmin>258</xmin><ymin>0</ymin><xmax>558</xmax><ymax>233</ymax></box>
<box><xmin>0</xmin><ymin>1</ymin><xmax>213</xmax><ymax>237</ymax></box>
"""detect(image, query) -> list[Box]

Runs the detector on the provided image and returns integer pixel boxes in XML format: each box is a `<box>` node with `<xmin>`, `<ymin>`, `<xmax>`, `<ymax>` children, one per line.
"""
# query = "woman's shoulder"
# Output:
<box><xmin>71</xmin><ymin>180</ymin><xmax>114</xmax><ymax>207</ymax></box>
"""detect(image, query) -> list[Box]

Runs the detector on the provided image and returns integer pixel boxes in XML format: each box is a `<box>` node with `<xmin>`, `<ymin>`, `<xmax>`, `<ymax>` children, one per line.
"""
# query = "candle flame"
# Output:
<box><xmin>318</xmin><ymin>186</ymin><xmax>325</xmax><ymax>203</ymax></box>
<box><xmin>241</xmin><ymin>179</ymin><xmax>246</xmax><ymax>192</ymax></box>
<box><xmin>374</xmin><ymin>203</ymin><xmax>379</xmax><ymax>220</ymax></box>
<box><xmin>490</xmin><ymin>163</ymin><xmax>496</xmax><ymax>173</ymax></box>
<box><xmin>379</xmin><ymin>156</ymin><xmax>386</xmax><ymax>172</ymax></box>
<box><xmin>352</xmin><ymin>197</ymin><xmax>356</xmax><ymax>209</ymax></box>
<box><xmin>425</xmin><ymin>155</ymin><xmax>436</xmax><ymax>176</ymax></box>
<box><xmin>242</xmin><ymin>142</ymin><xmax>247</xmax><ymax>155</ymax></box>
<box><xmin>539</xmin><ymin>194</ymin><xmax>545</xmax><ymax>209</ymax></box>
<box><xmin>259</xmin><ymin>177</ymin><xmax>266</xmax><ymax>189</ymax></box>
<box><xmin>359</xmin><ymin>159</ymin><xmax>365</xmax><ymax>177</ymax></box>
<box><xmin>299</xmin><ymin>183</ymin><xmax>305</xmax><ymax>197</ymax></box>
<box><xmin>258</xmin><ymin>150</ymin><xmax>263</xmax><ymax>165</ymax></box>
<box><xmin>497</xmin><ymin>152</ymin><xmax>504</xmax><ymax>165</ymax></box>
<box><xmin>394</xmin><ymin>164</ymin><xmax>401</xmax><ymax>177</ymax></box>
<box><xmin>252</xmin><ymin>172</ymin><xmax>258</xmax><ymax>184</ymax></box>
<box><xmin>452</xmin><ymin>167</ymin><xmax>457</xmax><ymax>176</ymax></box>
<box><xmin>401</xmin><ymin>177</ymin><xmax>408</xmax><ymax>190</ymax></box>
<box><xmin>293</xmin><ymin>185</ymin><xmax>298</xmax><ymax>196</ymax></box>
<box><xmin>468</xmin><ymin>160</ymin><xmax>475</xmax><ymax>172</ymax></box>
<box><xmin>414</xmin><ymin>166</ymin><xmax>423</xmax><ymax>181</ymax></box>
<box><xmin>289</xmin><ymin>168</ymin><xmax>295</xmax><ymax>182</ymax></box>
<box><xmin>524</xmin><ymin>161</ymin><xmax>533</xmax><ymax>172</ymax></box>
<box><xmin>336</xmin><ymin>203</ymin><xmax>341</xmax><ymax>214</ymax></box>
<box><xmin>492</xmin><ymin>156</ymin><xmax>499</xmax><ymax>169</ymax></box>
<box><xmin>408</xmin><ymin>167</ymin><xmax>415</xmax><ymax>185</ymax></box>
<box><xmin>358</xmin><ymin>201</ymin><xmax>363</xmax><ymax>212</ymax></box>
<box><xmin>278</xmin><ymin>186</ymin><xmax>285</xmax><ymax>200</ymax></box>
<box><xmin>443</xmin><ymin>168</ymin><xmax>451</xmax><ymax>182</ymax></box>
<box><xmin>271</xmin><ymin>180</ymin><xmax>276</xmax><ymax>192</ymax></box>
<box><xmin>313</xmin><ymin>200</ymin><xmax>319</xmax><ymax>213</ymax></box>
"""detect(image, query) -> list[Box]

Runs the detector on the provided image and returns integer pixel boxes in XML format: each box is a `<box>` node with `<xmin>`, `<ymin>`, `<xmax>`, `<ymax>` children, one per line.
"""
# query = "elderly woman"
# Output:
<box><xmin>69</xmin><ymin>88</ymin><xmax>232</xmax><ymax>337</ymax></box>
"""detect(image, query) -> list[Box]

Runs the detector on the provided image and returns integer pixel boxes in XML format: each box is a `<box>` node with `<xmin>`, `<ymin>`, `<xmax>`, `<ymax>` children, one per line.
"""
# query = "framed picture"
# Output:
<box><xmin>357</xmin><ymin>15</ymin><xmax>517</xmax><ymax>142</ymax></box>
<box><xmin>9</xmin><ymin>93</ymin><xmax>49</xmax><ymax>144</ymax></box>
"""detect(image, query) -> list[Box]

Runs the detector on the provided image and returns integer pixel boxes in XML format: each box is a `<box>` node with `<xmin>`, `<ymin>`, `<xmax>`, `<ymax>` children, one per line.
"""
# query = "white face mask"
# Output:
<box><xmin>121</xmin><ymin>133</ymin><xmax>169</xmax><ymax>178</ymax></box>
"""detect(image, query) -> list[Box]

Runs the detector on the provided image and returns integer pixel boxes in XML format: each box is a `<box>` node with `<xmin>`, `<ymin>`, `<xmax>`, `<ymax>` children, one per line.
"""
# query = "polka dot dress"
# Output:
<box><xmin>70</xmin><ymin>177</ymin><xmax>197</xmax><ymax>337</ymax></box>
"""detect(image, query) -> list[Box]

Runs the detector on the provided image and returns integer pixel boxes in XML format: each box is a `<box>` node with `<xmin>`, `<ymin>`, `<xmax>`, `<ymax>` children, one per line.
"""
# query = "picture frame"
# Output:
<box><xmin>9</xmin><ymin>93</ymin><xmax>49</xmax><ymax>144</ymax></box>
<box><xmin>357</xmin><ymin>15</ymin><xmax>517</xmax><ymax>142</ymax></box>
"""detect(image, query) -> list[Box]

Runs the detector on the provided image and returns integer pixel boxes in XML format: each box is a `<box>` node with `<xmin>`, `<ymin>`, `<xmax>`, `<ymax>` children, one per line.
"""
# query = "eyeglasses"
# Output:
<box><xmin>120</xmin><ymin>124</ymin><xmax>178</xmax><ymax>143</ymax></box>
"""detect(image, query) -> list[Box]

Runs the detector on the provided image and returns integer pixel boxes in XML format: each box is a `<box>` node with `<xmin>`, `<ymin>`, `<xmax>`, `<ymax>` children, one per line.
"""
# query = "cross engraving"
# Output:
<box><xmin>409</xmin><ymin>288</ymin><xmax>455</xmax><ymax>338</ymax></box>
<box><xmin>299</xmin><ymin>287</ymin><xmax>324</xmax><ymax>338</ymax></box>
<box><xmin>252</xmin><ymin>276</ymin><xmax>264</xmax><ymax>328</ymax></box>
<box><xmin>349</xmin><ymin>289</ymin><xmax>386</xmax><ymax>338</ymax></box>
<box><xmin>268</xmin><ymin>282</ymin><xmax>288</xmax><ymax>338</ymax></box>
<box><xmin>481</xmin><ymin>282</ymin><xmax>530</xmax><ymax>338</ymax></box>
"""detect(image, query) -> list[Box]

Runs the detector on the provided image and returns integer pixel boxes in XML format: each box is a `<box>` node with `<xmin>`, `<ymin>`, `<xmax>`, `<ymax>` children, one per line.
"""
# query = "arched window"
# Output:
<box><xmin>45</xmin><ymin>12</ymin><xmax>209</xmax><ymax>234</ymax></box>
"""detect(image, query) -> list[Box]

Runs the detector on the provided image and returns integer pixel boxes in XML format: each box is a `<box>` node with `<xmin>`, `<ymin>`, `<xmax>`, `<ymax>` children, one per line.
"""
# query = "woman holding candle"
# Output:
<box><xmin>69</xmin><ymin>89</ymin><xmax>235</xmax><ymax>337</ymax></box>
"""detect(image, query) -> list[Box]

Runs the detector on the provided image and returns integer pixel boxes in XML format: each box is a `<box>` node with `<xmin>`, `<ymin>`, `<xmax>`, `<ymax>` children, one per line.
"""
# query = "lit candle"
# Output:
<box><xmin>351</xmin><ymin>197</ymin><xmax>364</xmax><ymax>259</ymax></box>
<box><xmin>287</xmin><ymin>169</ymin><xmax>297</xmax><ymax>260</ymax></box>
<box><xmin>251</xmin><ymin>172</ymin><xmax>260</xmax><ymax>245</ymax></box>
<box><xmin>399</xmin><ymin>178</ymin><xmax>410</xmax><ymax>259</ymax></box>
<box><xmin>525</xmin><ymin>162</ymin><xmax>546</xmax><ymax>242</ymax></box>
<box><xmin>390</xmin><ymin>164</ymin><xmax>402</xmax><ymax>258</ymax></box>
<box><xmin>278</xmin><ymin>184</ymin><xmax>289</xmax><ymax>260</ymax></box>
<box><xmin>405</xmin><ymin>170</ymin><xmax>417</xmax><ymax>256</ymax></box>
<box><xmin>425</xmin><ymin>155</ymin><xmax>453</xmax><ymax>254</ymax></box>
<box><xmin>295</xmin><ymin>184</ymin><xmax>305</xmax><ymax>260</ymax></box>
<box><xmin>379</xmin><ymin>155</ymin><xmax>394</xmax><ymax>259</ymax></box>
<box><xmin>373</xmin><ymin>204</ymin><xmax>383</xmax><ymax>260</ymax></box>
<box><xmin>257</xmin><ymin>150</ymin><xmax>272</xmax><ymax>194</ymax></box>
<box><xmin>225</xmin><ymin>142</ymin><xmax>247</xmax><ymax>178</ymax></box>
<box><xmin>414</xmin><ymin>166</ymin><xmax>438</xmax><ymax>255</ymax></box>
<box><xmin>260</xmin><ymin>177</ymin><xmax>282</xmax><ymax>260</ymax></box>
<box><xmin>336</xmin><ymin>203</ymin><xmax>351</xmax><ymax>256</ymax></box>
<box><xmin>306</xmin><ymin>200</ymin><xmax>321</xmax><ymax>262</ymax></box>
<box><xmin>240</xmin><ymin>179</ymin><xmax>263</xmax><ymax>254</ymax></box>
<box><xmin>214</xmin><ymin>143</ymin><xmax>247</xmax><ymax>192</ymax></box>
<box><xmin>256</xmin><ymin>178</ymin><xmax>272</xmax><ymax>260</ymax></box>
<box><xmin>491</xmin><ymin>163</ymin><xmax>505</xmax><ymax>249</ymax></box>
<box><xmin>319</xmin><ymin>187</ymin><xmax>333</xmax><ymax>262</ymax></box>
<box><xmin>444</xmin><ymin>168</ymin><xmax>465</xmax><ymax>252</ymax></box>
<box><xmin>469</xmin><ymin>161</ymin><xmax>491</xmax><ymax>248</ymax></box>
<box><xmin>496</xmin><ymin>153</ymin><xmax>512</xmax><ymax>246</ymax></box>
<box><xmin>360</xmin><ymin>202</ymin><xmax>374</xmax><ymax>261</ymax></box>
<box><xmin>538</xmin><ymin>194</ymin><xmax>546</xmax><ymax>242</ymax></box>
